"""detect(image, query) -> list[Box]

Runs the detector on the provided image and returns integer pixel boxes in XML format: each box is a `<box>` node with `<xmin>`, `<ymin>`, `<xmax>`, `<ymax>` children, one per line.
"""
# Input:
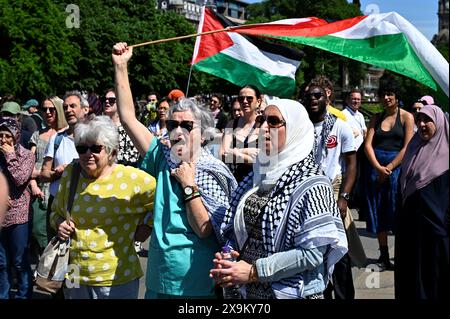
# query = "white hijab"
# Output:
<box><xmin>253</xmin><ymin>99</ymin><xmax>314</xmax><ymax>191</ymax></box>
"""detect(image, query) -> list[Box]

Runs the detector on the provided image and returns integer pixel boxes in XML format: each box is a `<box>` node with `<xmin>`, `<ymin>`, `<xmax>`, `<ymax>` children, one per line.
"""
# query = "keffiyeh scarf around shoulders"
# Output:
<box><xmin>162</xmin><ymin>144</ymin><xmax>238</xmax><ymax>244</ymax></box>
<box><xmin>221</xmin><ymin>152</ymin><xmax>347</xmax><ymax>298</ymax></box>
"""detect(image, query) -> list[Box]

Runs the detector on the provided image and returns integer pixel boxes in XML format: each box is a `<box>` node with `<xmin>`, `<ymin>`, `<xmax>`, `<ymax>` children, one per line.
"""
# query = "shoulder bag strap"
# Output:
<box><xmin>65</xmin><ymin>161</ymin><xmax>81</xmax><ymax>223</ymax></box>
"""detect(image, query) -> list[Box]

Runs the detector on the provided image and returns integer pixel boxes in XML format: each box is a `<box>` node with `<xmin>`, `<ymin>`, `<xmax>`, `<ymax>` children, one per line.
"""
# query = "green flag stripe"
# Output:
<box><xmin>193</xmin><ymin>52</ymin><xmax>296</xmax><ymax>98</ymax></box>
<box><xmin>268</xmin><ymin>33</ymin><xmax>438</xmax><ymax>91</ymax></box>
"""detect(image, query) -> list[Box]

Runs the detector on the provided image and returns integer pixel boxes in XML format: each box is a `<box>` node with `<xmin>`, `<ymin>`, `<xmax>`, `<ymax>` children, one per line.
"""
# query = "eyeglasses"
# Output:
<box><xmin>255</xmin><ymin>115</ymin><xmax>286</xmax><ymax>128</ymax></box>
<box><xmin>166</xmin><ymin>120</ymin><xmax>195</xmax><ymax>132</ymax></box>
<box><xmin>41</xmin><ymin>107</ymin><xmax>56</xmax><ymax>114</ymax></box>
<box><xmin>0</xmin><ymin>133</ymin><xmax>13</xmax><ymax>139</ymax></box>
<box><xmin>211</xmin><ymin>100</ymin><xmax>219</xmax><ymax>104</ymax></box>
<box><xmin>76</xmin><ymin>144</ymin><xmax>104</xmax><ymax>154</ymax></box>
<box><xmin>63</xmin><ymin>103</ymin><xmax>79</xmax><ymax>110</ymax></box>
<box><xmin>304</xmin><ymin>92</ymin><xmax>324</xmax><ymax>100</ymax></box>
<box><xmin>238</xmin><ymin>95</ymin><xmax>254</xmax><ymax>103</ymax></box>
<box><xmin>104</xmin><ymin>97</ymin><xmax>117</xmax><ymax>105</ymax></box>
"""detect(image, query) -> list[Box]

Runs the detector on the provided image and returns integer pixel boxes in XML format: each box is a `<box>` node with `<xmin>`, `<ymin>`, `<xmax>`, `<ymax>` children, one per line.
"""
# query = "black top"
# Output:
<box><xmin>227</xmin><ymin>118</ymin><xmax>258</xmax><ymax>183</ymax></box>
<box><xmin>373</xmin><ymin>107</ymin><xmax>404</xmax><ymax>151</ymax></box>
<box><xmin>215</xmin><ymin>111</ymin><xmax>229</xmax><ymax>132</ymax></box>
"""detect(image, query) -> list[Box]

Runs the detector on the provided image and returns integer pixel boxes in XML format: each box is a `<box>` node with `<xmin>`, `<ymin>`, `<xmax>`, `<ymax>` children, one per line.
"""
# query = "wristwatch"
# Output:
<box><xmin>340</xmin><ymin>192</ymin><xmax>350</xmax><ymax>201</ymax></box>
<box><xmin>183</xmin><ymin>185</ymin><xmax>199</xmax><ymax>197</ymax></box>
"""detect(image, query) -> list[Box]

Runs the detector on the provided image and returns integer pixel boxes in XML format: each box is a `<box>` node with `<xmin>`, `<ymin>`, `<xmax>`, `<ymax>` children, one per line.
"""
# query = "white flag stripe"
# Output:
<box><xmin>223</xmin><ymin>32</ymin><xmax>300</xmax><ymax>79</ymax></box>
<box><xmin>333</xmin><ymin>12</ymin><xmax>448</xmax><ymax>95</ymax></box>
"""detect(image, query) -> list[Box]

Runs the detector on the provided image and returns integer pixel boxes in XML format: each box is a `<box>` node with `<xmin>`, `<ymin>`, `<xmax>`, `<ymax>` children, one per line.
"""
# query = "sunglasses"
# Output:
<box><xmin>76</xmin><ymin>144</ymin><xmax>104</xmax><ymax>154</ymax></box>
<box><xmin>238</xmin><ymin>95</ymin><xmax>254</xmax><ymax>103</ymax></box>
<box><xmin>166</xmin><ymin>120</ymin><xmax>195</xmax><ymax>132</ymax></box>
<box><xmin>255</xmin><ymin>115</ymin><xmax>286</xmax><ymax>128</ymax></box>
<box><xmin>304</xmin><ymin>92</ymin><xmax>324</xmax><ymax>100</ymax></box>
<box><xmin>104</xmin><ymin>97</ymin><xmax>117</xmax><ymax>105</ymax></box>
<box><xmin>417</xmin><ymin>99</ymin><xmax>428</xmax><ymax>105</ymax></box>
<box><xmin>41</xmin><ymin>107</ymin><xmax>56</xmax><ymax>114</ymax></box>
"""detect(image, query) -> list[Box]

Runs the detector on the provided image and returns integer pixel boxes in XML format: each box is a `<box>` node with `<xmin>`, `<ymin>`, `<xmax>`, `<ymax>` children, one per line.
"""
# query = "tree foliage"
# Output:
<box><xmin>0</xmin><ymin>0</ymin><xmax>80</xmax><ymax>101</ymax></box>
<box><xmin>0</xmin><ymin>0</ymin><xmax>202</xmax><ymax>102</ymax></box>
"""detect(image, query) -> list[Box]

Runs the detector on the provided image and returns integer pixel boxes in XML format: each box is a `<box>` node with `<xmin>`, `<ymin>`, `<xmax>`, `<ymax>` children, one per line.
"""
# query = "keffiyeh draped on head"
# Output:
<box><xmin>400</xmin><ymin>105</ymin><xmax>449</xmax><ymax>202</ymax></box>
<box><xmin>253</xmin><ymin>99</ymin><xmax>314</xmax><ymax>191</ymax></box>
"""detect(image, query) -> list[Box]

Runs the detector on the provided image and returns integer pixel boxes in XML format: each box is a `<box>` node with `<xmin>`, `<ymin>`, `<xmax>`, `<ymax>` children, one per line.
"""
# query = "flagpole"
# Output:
<box><xmin>186</xmin><ymin>0</ymin><xmax>208</xmax><ymax>97</ymax></box>
<box><xmin>129</xmin><ymin>27</ymin><xmax>232</xmax><ymax>49</ymax></box>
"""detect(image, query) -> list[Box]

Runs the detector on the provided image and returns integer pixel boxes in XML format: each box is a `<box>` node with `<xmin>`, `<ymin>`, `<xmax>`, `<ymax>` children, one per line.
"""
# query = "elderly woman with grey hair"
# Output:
<box><xmin>112</xmin><ymin>42</ymin><xmax>237</xmax><ymax>299</ymax></box>
<box><xmin>49</xmin><ymin>115</ymin><xmax>156</xmax><ymax>299</ymax></box>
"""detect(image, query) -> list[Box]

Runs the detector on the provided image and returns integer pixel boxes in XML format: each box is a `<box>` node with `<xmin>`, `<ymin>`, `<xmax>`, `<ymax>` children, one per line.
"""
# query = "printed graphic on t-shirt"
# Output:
<box><xmin>326</xmin><ymin>135</ymin><xmax>338</xmax><ymax>148</ymax></box>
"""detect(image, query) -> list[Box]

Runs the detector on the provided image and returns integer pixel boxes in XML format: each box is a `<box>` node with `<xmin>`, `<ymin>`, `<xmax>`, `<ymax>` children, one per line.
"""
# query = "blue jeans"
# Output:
<box><xmin>64</xmin><ymin>279</ymin><xmax>140</xmax><ymax>299</ymax></box>
<box><xmin>0</xmin><ymin>222</ymin><xmax>32</xmax><ymax>299</ymax></box>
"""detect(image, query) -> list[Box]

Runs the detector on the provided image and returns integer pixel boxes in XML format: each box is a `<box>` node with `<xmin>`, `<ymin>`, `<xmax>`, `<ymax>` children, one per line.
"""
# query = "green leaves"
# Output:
<box><xmin>0</xmin><ymin>0</ymin><xmax>201</xmax><ymax>101</ymax></box>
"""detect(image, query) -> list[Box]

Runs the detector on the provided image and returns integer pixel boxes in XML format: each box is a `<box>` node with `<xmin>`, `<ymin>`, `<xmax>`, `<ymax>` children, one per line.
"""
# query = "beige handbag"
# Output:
<box><xmin>35</xmin><ymin>162</ymin><xmax>80</xmax><ymax>294</ymax></box>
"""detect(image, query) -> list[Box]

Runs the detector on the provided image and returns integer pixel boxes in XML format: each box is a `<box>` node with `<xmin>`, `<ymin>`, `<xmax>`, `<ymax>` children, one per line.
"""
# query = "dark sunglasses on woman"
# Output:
<box><xmin>76</xmin><ymin>144</ymin><xmax>104</xmax><ymax>154</ymax></box>
<box><xmin>238</xmin><ymin>95</ymin><xmax>254</xmax><ymax>103</ymax></box>
<box><xmin>103</xmin><ymin>97</ymin><xmax>117</xmax><ymax>105</ymax></box>
<box><xmin>40</xmin><ymin>107</ymin><xmax>56</xmax><ymax>114</ymax></box>
<box><xmin>255</xmin><ymin>115</ymin><xmax>286</xmax><ymax>128</ymax></box>
<box><xmin>166</xmin><ymin>120</ymin><xmax>194</xmax><ymax>132</ymax></box>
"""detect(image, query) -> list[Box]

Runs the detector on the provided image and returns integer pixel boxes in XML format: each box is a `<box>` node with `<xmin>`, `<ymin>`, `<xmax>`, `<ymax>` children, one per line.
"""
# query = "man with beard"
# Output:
<box><xmin>302</xmin><ymin>81</ymin><xmax>361</xmax><ymax>300</ymax></box>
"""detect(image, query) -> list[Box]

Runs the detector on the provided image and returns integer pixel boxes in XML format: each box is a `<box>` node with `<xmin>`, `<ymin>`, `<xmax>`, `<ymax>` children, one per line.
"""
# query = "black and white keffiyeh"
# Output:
<box><xmin>313</xmin><ymin>112</ymin><xmax>337</xmax><ymax>161</ymax></box>
<box><xmin>221</xmin><ymin>152</ymin><xmax>348</xmax><ymax>298</ymax></box>
<box><xmin>162</xmin><ymin>144</ymin><xmax>238</xmax><ymax>244</ymax></box>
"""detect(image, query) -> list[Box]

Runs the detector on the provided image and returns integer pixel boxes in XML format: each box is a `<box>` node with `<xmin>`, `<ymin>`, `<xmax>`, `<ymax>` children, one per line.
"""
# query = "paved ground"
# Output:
<box><xmin>31</xmin><ymin>208</ymin><xmax>394</xmax><ymax>299</ymax></box>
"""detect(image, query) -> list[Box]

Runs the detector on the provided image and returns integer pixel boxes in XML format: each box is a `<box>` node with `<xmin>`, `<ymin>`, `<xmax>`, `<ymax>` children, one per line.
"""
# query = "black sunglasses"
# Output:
<box><xmin>255</xmin><ymin>115</ymin><xmax>286</xmax><ymax>128</ymax></box>
<box><xmin>41</xmin><ymin>107</ymin><xmax>56</xmax><ymax>114</ymax></box>
<box><xmin>238</xmin><ymin>95</ymin><xmax>254</xmax><ymax>103</ymax></box>
<box><xmin>76</xmin><ymin>144</ymin><xmax>104</xmax><ymax>154</ymax></box>
<box><xmin>166</xmin><ymin>120</ymin><xmax>195</xmax><ymax>132</ymax></box>
<box><xmin>104</xmin><ymin>97</ymin><xmax>117</xmax><ymax>104</ymax></box>
<box><xmin>304</xmin><ymin>92</ymin><xmax>324</xmax><ymax>100</ymax></box>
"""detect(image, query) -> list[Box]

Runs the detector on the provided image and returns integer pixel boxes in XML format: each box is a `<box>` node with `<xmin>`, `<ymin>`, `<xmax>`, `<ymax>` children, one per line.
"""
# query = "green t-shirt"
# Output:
<box><xmin>140</xmin><ymin>138</ymin><xmax>218</xmax><ymax>297</ymax></box>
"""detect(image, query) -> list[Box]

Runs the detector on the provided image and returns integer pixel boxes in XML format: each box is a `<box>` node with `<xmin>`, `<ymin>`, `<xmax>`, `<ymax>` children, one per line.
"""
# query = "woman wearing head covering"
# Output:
<box><xmin>211</xmin><ymin>99</ymin><xmax>348</xmax><ymax>299</ymax></box>
<box><xmin>0</xmin><ymin>118</ymin><xmax>35</xmax><ymax>299</ymax></box>
<box><xmin>395</xmin><ymin>104</ymin><xmax>449</xmax><ymax>300</ymax></box>
<box><xmin>29</xmin><ymin>96</ymin><xmax>68</xmax><ymax>253</ymax></box>
<box><xmin>50</xmin><ymin>115</ymin><xmax>156</xmax><ymax>299</ymax></box>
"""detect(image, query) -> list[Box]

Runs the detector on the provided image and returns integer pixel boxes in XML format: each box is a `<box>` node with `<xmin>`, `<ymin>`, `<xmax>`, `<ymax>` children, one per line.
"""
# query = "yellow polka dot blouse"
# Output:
<box><xmin>51</xmin><ymin>164</ymin><xmax>156</xmax><ymax>286</ymax></box>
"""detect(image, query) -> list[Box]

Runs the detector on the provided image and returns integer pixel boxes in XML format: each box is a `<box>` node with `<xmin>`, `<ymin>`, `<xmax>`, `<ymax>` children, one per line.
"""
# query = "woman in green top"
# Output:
<box><xmin>112</xmin><ymin>42</ymin><xmax>237</xmax><ymax>298</ymax></box>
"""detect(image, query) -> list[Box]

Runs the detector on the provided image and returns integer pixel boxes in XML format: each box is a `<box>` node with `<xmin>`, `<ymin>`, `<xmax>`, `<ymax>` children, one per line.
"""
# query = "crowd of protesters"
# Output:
<box><xmin>0</xmin><ymin>42</ymin><xmax>448</xmax><ymax>300</ymax></box>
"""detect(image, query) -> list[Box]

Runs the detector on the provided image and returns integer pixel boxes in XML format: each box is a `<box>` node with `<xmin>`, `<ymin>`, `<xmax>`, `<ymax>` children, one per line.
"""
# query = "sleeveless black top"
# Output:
<box><xmin>228</xmin><ymin>118</ymin><xmax>258</xmax><ymax>183</ymax></box>
<box><xmin>373</xmin><ymin>107</ymin><xmax>404</xmax><ymax>151</ymax></box>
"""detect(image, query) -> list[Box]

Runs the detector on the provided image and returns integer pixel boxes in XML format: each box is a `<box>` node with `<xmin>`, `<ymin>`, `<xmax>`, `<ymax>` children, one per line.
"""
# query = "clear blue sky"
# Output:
<box><xmin>243</xmin><ymin>0</ymin><xmax>439</xmax><ymax>40</ymax></box>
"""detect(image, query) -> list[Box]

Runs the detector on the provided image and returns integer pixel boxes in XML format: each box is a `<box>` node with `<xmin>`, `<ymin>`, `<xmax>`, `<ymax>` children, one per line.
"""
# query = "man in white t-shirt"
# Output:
<box><xmin>342</xmin><ymin>89</ymin><xmax>367</xmax><ymax>151</ymax></box>
<box><xmin>303</xmin><ymin>82</ymin><xmax>358</xmax><ymax>300</ymax></box>
<box><xmin>40</xmin><ymin>90</ymin><xmax>88</xmax><ymax>239</ymax></box>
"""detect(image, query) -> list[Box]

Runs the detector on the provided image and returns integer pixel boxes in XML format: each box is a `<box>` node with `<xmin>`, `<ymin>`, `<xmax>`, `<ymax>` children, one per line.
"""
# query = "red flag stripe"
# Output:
<box><xmin>233</xmin><ymin>15</ymin><xmax>367</xmax><ymax>37</ymax></box>
<box><xmin>193</xmin><ymin>8</ymin><xmax>234</xmax><ymax>64</ymax></box>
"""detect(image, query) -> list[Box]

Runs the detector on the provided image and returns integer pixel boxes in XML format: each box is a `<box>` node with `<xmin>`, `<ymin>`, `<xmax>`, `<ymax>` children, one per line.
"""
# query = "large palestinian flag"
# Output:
<box><xmin>232</xmin><ymin>12</ymin><xmax>449</xmax><ymax>99</ymax></box>
<box><xmin>192</xmin><ymin>8</ymin><xmax>304</xmax><ymax>97</ymax></box>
